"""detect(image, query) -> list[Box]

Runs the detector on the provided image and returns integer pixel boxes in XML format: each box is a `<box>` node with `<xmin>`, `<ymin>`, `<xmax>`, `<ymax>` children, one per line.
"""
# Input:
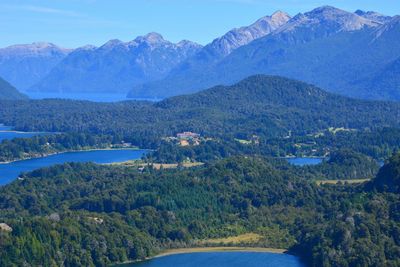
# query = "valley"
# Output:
<box><xmin>0</xmin><ymin>3</ymin><xmax>400</xmax><ymax>267</ymax></box>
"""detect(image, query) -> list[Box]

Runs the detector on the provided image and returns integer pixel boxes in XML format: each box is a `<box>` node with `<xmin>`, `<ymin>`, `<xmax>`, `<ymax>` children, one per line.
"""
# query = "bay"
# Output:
<box><xmin>0</xmin><ymin>149</ymin><xmax>147</xmax><ymax>185</ymax></box>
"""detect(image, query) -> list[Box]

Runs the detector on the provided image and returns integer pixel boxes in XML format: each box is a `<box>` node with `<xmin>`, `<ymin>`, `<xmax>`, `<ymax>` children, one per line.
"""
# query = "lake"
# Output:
<box><xmin>286</xmin><ymin>157</ymin><xmax>323</xmax><ymax>166</ymax></box>
<box><xmin>24</xmin><ymin>92</ymin><xmax>161</xmax><ymax>102</ymax></box>
<box><xmin>0</xmin><ymin>149</ymin><xmax>147</xmax><ymax>185</ymax></box>
<box><xmin>121</xmin><ymin>252</ymin><xmax>305</xmax><ymax>267</ymax></box>
<box><xmin>0</xmin><ymin>125</ymin><xmax>49</xmax><ymax>142</ymax></box>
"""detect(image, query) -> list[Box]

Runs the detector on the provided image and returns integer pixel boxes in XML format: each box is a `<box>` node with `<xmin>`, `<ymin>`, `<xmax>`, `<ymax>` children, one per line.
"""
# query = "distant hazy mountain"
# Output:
<box><xmin>30</xmin><ymin>33</ymin><xmax>202</xmax><ymax>94</ymax></box>
<box><xmin>0</xmin><ymin>42</ymin><xmax>71</xmax><ymax>90</ymax></box>
<box><xmin>128</xmin><ymin>6</ymin><xmax>400</xmax><ymax>101</ymax></box>
<box><xmin>362</xmin><ymin>57</ymin><xmax>400</xmax><ymax>100</ymax></box>
<box><xmin>0</xmin><ymin>77</ymin><xmax>28</xmax><ymax>100</ymax></box>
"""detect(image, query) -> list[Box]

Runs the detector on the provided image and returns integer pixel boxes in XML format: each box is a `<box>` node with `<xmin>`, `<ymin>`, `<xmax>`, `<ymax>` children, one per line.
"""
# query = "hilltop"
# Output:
<box><xmin>0</xmin><ymin>77</ymin><xmax>27</xmax><ymax>100</ymax></box>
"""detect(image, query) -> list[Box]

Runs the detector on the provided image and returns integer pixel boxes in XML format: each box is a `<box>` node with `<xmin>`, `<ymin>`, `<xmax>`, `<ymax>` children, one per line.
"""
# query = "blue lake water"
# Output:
<box><xmin>0</xmin><ymin>125</ymin><xmax>49</xmax><ymax>142</ymax></box>
<box><xmin>122</xmin><ymin>252</ymin><xmax>305</xmax><ymax>267</ymax></box>
<box><xmin>286</xmin><ymin>157</ymin><xmax>323</xmax><ymax>166</ymax></box>
<box><xmin>24</xmin><ymin>92</ymin><xmax>161</xmax><ymax>102</ymax></box>
<box><xmin>0</xmin><ymin>149</ymin><xmax>147</xmax><ymax>185</ymax></box>
<box><xmin>0</xmin><ymin>125</ymin><xmax>11</xmax><ymax>131</ymax></box>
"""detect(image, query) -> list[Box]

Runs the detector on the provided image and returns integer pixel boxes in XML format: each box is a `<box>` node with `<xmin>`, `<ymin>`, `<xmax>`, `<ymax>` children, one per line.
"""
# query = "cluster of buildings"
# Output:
<box><xmin>163</xmin><ymin>131</ymin><xmax>203</xmax><ymax>147</ymax></box>
<box><xmin>177</xmin><ymin>132</ymin><xmax>200</xmax><ymax>139</ymax></box>
<box><xmin>176</xmin><ymin>132</ymin><xmax>201</xmax><ymax>146</ymax></box>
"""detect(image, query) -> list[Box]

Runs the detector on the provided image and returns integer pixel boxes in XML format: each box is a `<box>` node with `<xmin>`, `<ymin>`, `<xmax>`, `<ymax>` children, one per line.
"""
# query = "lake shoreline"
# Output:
<box><xmin>278</xmin><ymin>156</ymin><xmax>326</xmax><ymax>159</ymax></box>
<box><xmin>118</xmin><ymin>246</ymin><xmax>288</xmax><ymax>266</ymax></box>
<box><xmin>0</xmin><ymin>147</ymin><xmax>141</xmax><ymax>165</ymax></box>
<box><xmin>0</xmin><ymin>130</ymin><xmax>51</xmax><ymax>134</ymax></box>
<box><xmin>155</xmin><ymin>246</ymin><xmax>287</xmax><ymax>257</ymax></box>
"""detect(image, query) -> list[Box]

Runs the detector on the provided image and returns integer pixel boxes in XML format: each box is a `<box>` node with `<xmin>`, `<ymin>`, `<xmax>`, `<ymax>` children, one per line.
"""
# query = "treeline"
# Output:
<box><xmin>145</xmin><ymin>132</ymin><xmax>385</xmax><ymax>183</ymax></box>
<box><xmin>0</xmin><ymin>154</ymin><xmax>399</xmax><ymax>266</ymax></box>
<box><xmin>1</xmin><ymin>76</ymin><xmax>400</xmax><ymax>147</ymax></box>
<box><xmin>0</xmin><ymin>76</ymin><xmax>400</xmax><ymax>164</ymax></box>
<box><xmin>303</xmin><ymin>149</ymin><xmax>380</xmax><ymax>180</ymax></box>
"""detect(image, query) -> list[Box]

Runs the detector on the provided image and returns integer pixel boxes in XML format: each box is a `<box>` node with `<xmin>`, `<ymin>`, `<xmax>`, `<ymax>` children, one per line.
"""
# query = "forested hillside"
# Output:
<box><xmin>0</xmin><ymin>77</ymin><xmax>27</xmax><ymax>100</ymax></box>
<box><xmin>0</xmin><ymin>154</ymin><xmax>400</xmax><ymax>266</ymax></box>
<box><xmin>1</xmin><ymin>75</ymin><xmax>400</xmax><ymax>143</ymax></box>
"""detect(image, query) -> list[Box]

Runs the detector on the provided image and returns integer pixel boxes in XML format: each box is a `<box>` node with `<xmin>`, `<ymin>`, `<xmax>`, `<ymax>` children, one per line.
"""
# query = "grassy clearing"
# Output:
<box><xmin>200</xmin><ymin>233</ymin><xmax>263</xmax><ymax>245</ymax></box>
<box><xmin>156</xmin><ymin>246</ymin><xmax>287</xmax><ymax>258</ymax></box>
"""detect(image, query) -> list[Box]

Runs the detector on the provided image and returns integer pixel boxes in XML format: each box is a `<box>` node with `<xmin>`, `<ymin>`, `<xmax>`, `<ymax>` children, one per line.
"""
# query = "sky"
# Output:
<box><xmin>0</xmin><ymin>0</ymin><xmax>399</xmax><ymax>48</ymax></box>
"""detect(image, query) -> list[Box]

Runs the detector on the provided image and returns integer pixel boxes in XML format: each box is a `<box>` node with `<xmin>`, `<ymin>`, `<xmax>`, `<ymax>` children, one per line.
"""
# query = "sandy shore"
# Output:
<box><xmin>155</xmin><ymin>247</ymin><xmax>287</xmax><ymax>258</ymax></box>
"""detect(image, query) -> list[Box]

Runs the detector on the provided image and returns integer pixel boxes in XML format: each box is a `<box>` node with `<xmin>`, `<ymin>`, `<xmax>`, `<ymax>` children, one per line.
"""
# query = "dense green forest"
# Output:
<box><xmin>149</xmin><ymin>127</ymin><xmax>400</xmax><ymax>163</ymax></box>
<box><xmin>1</xmin><ymin>76</ymin><xmax>400</xmax><ymax>144</ymax></box>
<box><xmin>1</xmin><ymin>75</ymin><xmax>400</xmax><ymax>266</ymax></box>
<box><xmin>1</xmin><ymin>125</ymin><xmax>398</xmax><ymax>165</ymax></box>
<box><xmin>0</xmin><ymin>154</ymin><xmax>399</xmax><ymax>266</ymax></box>
<box><xmin>1</xmin><ymin>76</ymin><xmax>400</xmax><ymax>163</ymax></box>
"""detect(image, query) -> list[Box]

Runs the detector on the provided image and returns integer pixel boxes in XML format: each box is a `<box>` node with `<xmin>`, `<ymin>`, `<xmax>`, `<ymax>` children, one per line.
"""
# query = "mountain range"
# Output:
<box><xmin>0</xmin><ymin>10</ymin><xmax>290</xmax><ymax>95</ymax></box>
<box><xmin>29</xmin><ymin>33</ymin><xmax>202</xmax><ymax>94</ymax></box>
<box><xmin>1</xmin><ymin>6</ymin><xmax>399</xmax><ymax>101</ymax></box>
<box><xmin>25</xmin><ymin>12</ymin><xmax>289</xmax><ymax>95</ymax></box>
<box><xmin>128</xmin><ymin>6</ymin><xmax>400</xmax><ymax>100</ymax></box>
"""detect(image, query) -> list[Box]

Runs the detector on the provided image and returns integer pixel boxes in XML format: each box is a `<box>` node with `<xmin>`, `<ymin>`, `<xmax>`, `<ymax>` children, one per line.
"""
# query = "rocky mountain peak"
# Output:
<box><xmin>134</xmin><ymin>32</ymin><xmax>166</xmax><ymax>44</ymax></box>
<box><xmin>355</xmin><ymin>10</ymin><xmax>391</xmax><ymax>24</ymax></box>
<box><xmin>207</xmin><ymin>11</ymin><xmax>291</xmax><ymax>56</ymax></box>
<box><xmin>100</xmin><ymin>39</ymin><xmax>124</xmax><ymax>50</ymax></box>
<box><xmin>271</xmin><ymin>10</ymin><xmax>290</xmax><ymax>19</ymax></box>
<box><xmin>0</xmin><ymin>42</ymin><xmax>72</xmax><ymax>57</ymax></box>
<box><xmin>274</xmin><ymin>5</ymin><xmax>380</xmax><ymax>36</ymax></box>
<box><xmin>309</xmin><ymin>6</ymin><xmax>379</xmax><ymax>29</ymax></box>
<box><xmin>256</xmin><ymin>11</ymin><xmax>291</xmax><ymax>28</ymax></box>
<box><xmin>177</xmin><ymin>40</ymin><xmax>203</xmax><ymax>49</ymax></box>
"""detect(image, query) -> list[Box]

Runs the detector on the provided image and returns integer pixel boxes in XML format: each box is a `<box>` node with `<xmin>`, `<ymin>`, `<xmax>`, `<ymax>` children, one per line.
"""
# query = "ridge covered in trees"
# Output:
<box><xmin>1</xmin><ymin>76</ymin><xmax>400</xmax><ymax>143</ymax></box>
<box><xmin>1</xmin><ymin>75</ymin><xmax>400</xmax><ymax>266</ymax></box>
<box><xmin>0</xmin><ymin>155</ymin><xmax>399</xmax><ymax>266</ymax></box>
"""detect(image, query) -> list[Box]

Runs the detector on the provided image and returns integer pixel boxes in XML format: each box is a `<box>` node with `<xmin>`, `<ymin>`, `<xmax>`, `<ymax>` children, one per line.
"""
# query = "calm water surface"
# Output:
<box><xmin>0</xmin><ymin>149</ymin><xmax>147</xmax><ymax>185</ymax></box>
<box><xmin>24</xmin><ymin>92</ymin><xmax>160</xmax><ymax>102</ymax></box>
<box><xmin>121</xmin><ymin>252</ymin><xmax>305</xmax><ymax>267</ymax></box>
<box><xmin>0</xmin><ymin>125</ymin><xmax>49</xmax><ymax>142</ymax></box>
<box><xmin>286</xmin><ymin>157</ymin><xmax>323</xmax><ymax>166</ymax></box>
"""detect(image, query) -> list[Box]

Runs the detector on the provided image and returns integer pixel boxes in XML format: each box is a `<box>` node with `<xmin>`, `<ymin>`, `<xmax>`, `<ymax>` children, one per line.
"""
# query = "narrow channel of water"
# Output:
<box><xmin>0</xmin><ymin>149</ymin><xmax>147</xmax><ymax>185</ymax></box>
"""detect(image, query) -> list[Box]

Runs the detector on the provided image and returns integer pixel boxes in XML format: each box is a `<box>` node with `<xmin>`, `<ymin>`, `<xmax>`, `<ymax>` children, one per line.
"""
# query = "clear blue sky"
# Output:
<box><xmin>0</xmin><ymin>0</ymin><xmax>399</xmax><ymax>48</ymax></box>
